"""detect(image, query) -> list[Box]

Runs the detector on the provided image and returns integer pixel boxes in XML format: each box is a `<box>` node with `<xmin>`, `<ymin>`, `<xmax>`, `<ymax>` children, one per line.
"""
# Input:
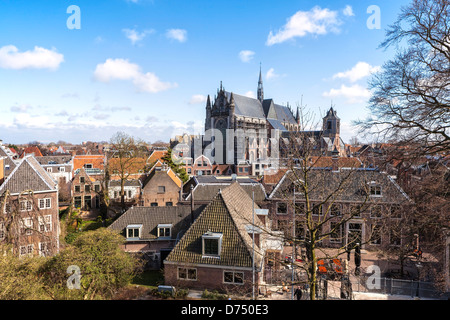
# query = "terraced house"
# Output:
<box><xmin>0</xmin><ymin>155</ymin><xmax>60</xmax><ymax>257</ymax></box>
<box><xmin>267</xmin><ymin>167</ymin><xmax>412</xmax><ymax>250</ymax></box>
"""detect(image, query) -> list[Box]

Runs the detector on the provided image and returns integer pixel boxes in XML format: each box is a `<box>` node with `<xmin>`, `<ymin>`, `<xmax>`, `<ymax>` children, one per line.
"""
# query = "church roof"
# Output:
<box><xmin>224</xmin><ymin>91</ymin><xmax>266</xmax><ymax>119</ymax></box>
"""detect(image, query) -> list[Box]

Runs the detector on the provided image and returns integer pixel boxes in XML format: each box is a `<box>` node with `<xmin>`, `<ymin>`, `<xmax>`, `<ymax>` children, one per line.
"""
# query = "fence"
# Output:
<box><xmin>354</xmin><ymin>276</ymin><xmax>444</xmax><ymax>299</ymax></box>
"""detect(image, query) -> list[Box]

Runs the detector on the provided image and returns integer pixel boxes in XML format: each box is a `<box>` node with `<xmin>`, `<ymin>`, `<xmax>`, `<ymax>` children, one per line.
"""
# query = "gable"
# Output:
<box><xmin>165</xmin><ymin>193</ymin><xmax>254</xmax><ymax>268</ymax></box>
<box><xmin>0</xmin><ymin>156</ymin><xmax>57</xmax><ymax>195</ymax></box>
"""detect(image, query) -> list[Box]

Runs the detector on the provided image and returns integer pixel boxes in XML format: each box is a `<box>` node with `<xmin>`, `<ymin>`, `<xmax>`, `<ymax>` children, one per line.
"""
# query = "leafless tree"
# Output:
<box><xmin>357</xmin><ymin>0</ymin><xmax>450</xmax><ymax>156</ymax></box>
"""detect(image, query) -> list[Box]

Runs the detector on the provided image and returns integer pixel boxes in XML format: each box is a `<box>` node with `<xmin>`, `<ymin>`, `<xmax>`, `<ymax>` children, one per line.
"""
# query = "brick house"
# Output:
<box><xmin>164</xmin><ymin>182</ymin><xmax>278</xmax><ymax>295</ymax></box>
<box><xmin>141</xmin><ymin>165</ymin><xmax>182</xmax><ymax>207</ymax></box>
<box><xmin>108</xmin><ymin>204</ymin><xmax>205</xmax><ymax>269</ymax></box>
<box><xmin>71</xmin><ymin>167</ymin><xmax>102</xmax><ymax>211</ymax></box>
<box><xmin>0</xmin><ymin>155</ymin><xmax>60</xmax><ymax>257</ymax></box>
<box><xmin>35</xmin><ymin>155</ymin><xmax>73</xmax><ymax>202</ymax></box>
<box><xmin>267</xmin><ymin>167</ymin><xmax>412</xmax><ymax>250</ymax></box>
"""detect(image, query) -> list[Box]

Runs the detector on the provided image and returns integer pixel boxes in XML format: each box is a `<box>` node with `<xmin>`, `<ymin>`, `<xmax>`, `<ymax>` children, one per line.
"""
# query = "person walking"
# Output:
<box><xmin>294</xmin><ymin>286</ymin><xmax>303</xmax><ymax>300</ymax></box>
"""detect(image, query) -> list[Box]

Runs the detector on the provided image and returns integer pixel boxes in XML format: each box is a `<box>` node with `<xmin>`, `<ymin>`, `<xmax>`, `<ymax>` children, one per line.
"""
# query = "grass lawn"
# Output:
<box><xmin>131</xmin><ymin>270</ymin><xmax>165</xmax><ymax>289</ymax></box>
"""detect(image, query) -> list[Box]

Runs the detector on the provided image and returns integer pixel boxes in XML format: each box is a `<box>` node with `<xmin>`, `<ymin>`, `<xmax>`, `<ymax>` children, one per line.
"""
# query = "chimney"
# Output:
<box><xmin>0</xmin><ymin>157</ymin><xmax>4</xmax><ymax>184</ymax></box>
<box><xmin>332</xmin><ymin>147</ymin><xmax>339</xmax><ymax>172</ymax></box>
<box><xmin>190</xmin><ymin>184</ymin><xmax>194</xmax><ymax>225</ymax></box>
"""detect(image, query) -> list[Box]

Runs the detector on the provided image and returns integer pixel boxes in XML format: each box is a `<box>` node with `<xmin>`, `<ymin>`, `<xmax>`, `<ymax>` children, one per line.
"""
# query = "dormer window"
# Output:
<box><xmin>202</xmin><ymin>231</ymin><xmax>222</xmax><ymax>257</ymax></box>
<box><xmin>369</xmin><ymin>182</ymin><xmax>382</xmax><ymax>197</ymax></box>
<box><xmin>157</xmin><ymin>224</ymin><xmax>172</xmax><ymax>239</ymax></box>
<box><xmin>126</xmin><ymin>224</ymin><xmax>142</xmax><ymax>240</ymax></box>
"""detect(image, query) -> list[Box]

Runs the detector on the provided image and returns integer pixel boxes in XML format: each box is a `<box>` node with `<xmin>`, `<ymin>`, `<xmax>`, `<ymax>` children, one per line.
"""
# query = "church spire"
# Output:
<box><xmin>257</xmin><ymin>63</ymin><xmax>264</xmax><ymax>103</ymax></box>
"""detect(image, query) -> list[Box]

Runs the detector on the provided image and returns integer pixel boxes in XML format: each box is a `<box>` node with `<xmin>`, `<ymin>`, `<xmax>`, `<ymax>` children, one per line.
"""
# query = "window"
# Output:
<box><xmin>157</xmin><ymin>224</ymin><xmax>172</xmax><ymax>238</ymax></box>
<box><xmin>94</xmin><ymin>184</ymin><xmax>100</xmax><ymax>192</ymax></box>
<box><xmin>277</xmin><ymin>202</ymin><xmax>287</xmax><ymax>215</ymax></box>
<box><xmin>20</xmin><ymin>218</ymin><xmax>33</xmax><ymax>236</ymax></box>
<box><xmin>74</xmin><ymin>185</ymin><xmax>81</xmax><ymax>193</ymax></box>
<box><xmin>224</xmin><ymin>271</ymin><xmax>244</xmax><ymax>284</ymax></box>
<box><xmin>39</xmin><ymin>215</ymin><xmax>52</xmax><ymax>232</ymax></box>
<box><xmin>126</xmin><ymin>225</ymin><xmax>142</xmax><ymax>240</ymax></box>
<box><xmin>370</xmin><ymin>205</ymin><xmax>382</xmax><ymax>218</ymax></box>
<box><xmin>390</xmin><ymin>205</ymin><xmax>402</xmax><ymax>219</ymax></box>
<box><xmin>74</xmin><ymin>196</ymin><xmax>82</xmax><ymax>208</ymax></box>
<box><xmin>59</xmin><ymin>167</ymin><xmax>65</xmax><ymax>172</ymax></box>
<box><xmin>85</xmin><ymin>185</ymin><xmax>91</xmax><ymax>193</ymax></box>
<box><xmin>80</xmin><ymin>176</ymin><xmax>85</xmax><ymax>183</ymax></box>
<box><xmin>295</xmin><ymin>203</ymin><xmax>305</xmax><ymax>215</ymax></box>
<box><xmin>20</xmin><ymin>200</ymin><xmax>32</xmax><ymax>211</ymax></box>
<box><xmin>20</xmin><ymin>245</ymin><xmax>34</xmax><ymax>257</ymax></box>
<box><xmin>330</xmin><ymin>222</ymin><xmax>343</xmax><ymax>243</ymax></box>
<box><xmin>0</xmin><ymin>222</ymin><xmax>5</xmax><ymax>240</ymax></box>
<box><xmin>330</xmin><ymin>204</ymin><xmax>341</xmax><ymax>216</ymax></box>
<box><xmin>178</xmin><ymin>267</ymin><xmax>197</xmax><ymax>281</ymax></box>
<box><xmin>39</xmin><ymin>242</ymin><xmax>50</xmax><ymax>257</ymax></box>
<box><xmin>390</xmin><ymin>229</ymin><xmax>401</xmax><ymax>246</ymax></box>
<box><xmin>202</xmin><ymin>231</ymin><xmax>222</xmax><ymax>257</ymax></box>
<box><xmin>158</xmin><ymin>186</ymin><xmax>166</xmax><ymax>194</ymax></box>
<box><xmin>46</xmin><ymin>167</ymin><xmax>52</xmax><ymax>173</ymax></box>
<box><xmin>369</xmin><ymin>184</ymin><xmax>382</xmax><ymax>197</ymax></box>
<box><xmin>150</xmin><ymin>202</ymin><xmax>158</xmax><ymax>207</ymax></box>
<box><xmin>39</xmin><ymin>198</ymin><xmax>51</xmax><ymax>209</ymax></box>
<box><xmin>312</xmin><ymin>204</ymin><xmax>323</xmax><ymax>216</ymax></box>
<box><xmin>127</xmin><ymin>190</ymin><xmax>132</xmax><ymax>198</ymax></box>
<box><xmin>84</xmin><ymin>164</ymin><xmax>93</xmax><ymax>169</ymax></box>
<box><xmin>165</xmin><ymin>202</ymin><xmax>173</xmax><ymax>207</ymax></box>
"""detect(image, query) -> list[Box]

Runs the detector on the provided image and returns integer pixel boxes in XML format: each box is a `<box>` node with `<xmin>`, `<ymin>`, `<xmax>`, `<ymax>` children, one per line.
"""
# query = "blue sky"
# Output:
<box><xmin>0</xmin><ymin>0</ymin><xmax>410</xmax><ymax>144</ymax></box>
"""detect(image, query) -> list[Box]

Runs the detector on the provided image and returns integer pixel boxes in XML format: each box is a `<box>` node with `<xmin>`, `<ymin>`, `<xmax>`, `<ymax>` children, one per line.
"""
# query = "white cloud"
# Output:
<box><xmin>93</xmin><ymin>58</ymin><xmax>177</xmax><ymax>93</ymax></box>
<box><xmin>343</xmin><ymin>5</ymin><xmax>355</xmax><ymax>17</ymax></box>
<box><xmin>323</xmin><ymin>84</ymin><xmax>371</xmax><ymax>104</ymax></box>
<box><xmin>10</xmin><ymin>104</ymin><xmax>33</xmax><ymax>113</ymax></box>
<box><xmin>266</xmin><ymin>6</ymin><xmax>341</xmax><ymax>46</ymax></box>
<box><xmin>0</xmin><ymin>45</ymin><xmax>64</xmax><ymax>70</ymax></box>
<box><xmin>239</xmin><ymin>50</ymin><xmax>255</xmax><ymax>63</ymax></box>
<box><xmin>332</xmin><ymin>62</ymin><xmax>381</xmax><ymax>82</ymax></box>
<box><xmin>189</xmin><ymin>94</ymin><xmax>207</xmax><ymax>105</ymax></box>
<box><xmin>265</xmin><ymin>68</ymin><xmax>285</xmax><ymax>80</ymax></box>
<box><xmin>244</xmin><ymin>91</ymin><xmax>256</xmax><ymax>99</ymax></box>
<box><xmin>122</xmin><ymin>28</ymin><xmax>154</xmax><ymax>45</ymax></box>
<box><xmin>166</xmin><ymin>29</ymin><xmax>187</xmax><ymax>42</ymax></box>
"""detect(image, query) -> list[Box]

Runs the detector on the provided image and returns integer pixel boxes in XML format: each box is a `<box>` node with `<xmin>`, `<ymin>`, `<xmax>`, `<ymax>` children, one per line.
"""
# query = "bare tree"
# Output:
<box><xmin>357</xmin><ymin>0</ymin><xmax>450</xmax><ymax>156</ymax></box>
<box><xmin>107</xmin><ymin>132</ymin><xmax>146</xmax><ymax>211</ymax></box>
<box><xmin>265</xmin><ymin>106</ymin><xmax>387</xmax><ymax>300</ymax></box>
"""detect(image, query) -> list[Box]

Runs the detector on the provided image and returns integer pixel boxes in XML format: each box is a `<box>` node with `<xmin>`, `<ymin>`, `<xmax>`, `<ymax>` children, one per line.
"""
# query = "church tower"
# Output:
<box><xmin>322</xmin><ymin>106</ymin><xmax>342</xmax><ymax>155</ymax></box>
<box><xmin>257</xmin><ymin>65</ymin><xmax>264</xmax><ymax>103</ymax></box>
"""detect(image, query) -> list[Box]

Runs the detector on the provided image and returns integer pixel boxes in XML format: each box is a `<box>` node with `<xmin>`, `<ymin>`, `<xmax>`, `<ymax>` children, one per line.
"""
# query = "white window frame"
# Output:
<box><xmin>39</xmin><ymin>198</ymin><xmax>51</xmax><ymax>210</ymax></box>
<box><xmin>157</xmin><ymin>224</ymin><xmax>172</xmax><ymax>239</ymax></box>
<box><xmin>202</xmin><ymin>231</ymin><xmax>223</xmax><ymax>258</ymax></box>
<box><xmin>126</xmin><ymin>224</ymin><xmax>142</xmax><ymax>240</ymax></box>
<box><xmin>38</xmin><ymin>215</ymin><xmax>52</xmax><ymax>232</ymax></box>
<box><xmin>369</xmin><ymin>182</ymin><xmax>382</xmax><ymax>197</ymax></box>
<box><xmin>20</xmin><ymin>200</ymin><xmax>32</xmax><ymax>212</ymax></box>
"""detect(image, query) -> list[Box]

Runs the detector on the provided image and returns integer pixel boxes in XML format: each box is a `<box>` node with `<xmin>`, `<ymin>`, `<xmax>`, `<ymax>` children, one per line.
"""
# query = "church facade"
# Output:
<box><xmin>171</xmin><ymin>70</ymin><xmax>346</xmax><ymax>177</ymax></box>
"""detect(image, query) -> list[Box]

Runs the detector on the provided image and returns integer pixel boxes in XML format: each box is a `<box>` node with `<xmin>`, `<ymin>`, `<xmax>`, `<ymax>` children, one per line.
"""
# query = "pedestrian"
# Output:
<box><xmin>294</xmin><ymin>286</ymin><xmax>302</xmax><ymax>300</ymax></box>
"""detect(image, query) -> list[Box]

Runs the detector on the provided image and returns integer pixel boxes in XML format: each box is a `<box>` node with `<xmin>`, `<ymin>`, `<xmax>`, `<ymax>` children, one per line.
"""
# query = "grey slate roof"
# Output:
<box><xmin>108</xmin><ymin>204</ymin><xmax>206</xmax><ymax>241</ymax></box>
<box><xmin>267</xmin><ymin>119</ymin><xmax>288</xmax><ymax>131</ymax></box>
<box><xmin>35</xmin><ymin>155</ymin><xmax>72</xmax><ymax>165</ymax></box>
<box><xmin>183</xmin><ymin>176</ymin><xmax>267</xmax><ymax>202</ymax></box>
<box><xmin>0</xmin><ymin>155</ymin><xmax>58</xmax><ymax>195</ymax></box>
<box><xmin>224</xmin><ymin>91</ymin><xmax>266</xmax><ymax>119</ymax></box>
<box><xmin>269</xmin><ymin>168</ymin><xmax>410</xmax><ymax>204</ymax></box>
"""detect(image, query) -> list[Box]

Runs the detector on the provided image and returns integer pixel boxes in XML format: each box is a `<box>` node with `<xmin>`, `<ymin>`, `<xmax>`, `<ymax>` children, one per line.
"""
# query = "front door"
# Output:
<box><xmin>347</xmin><ymin>222</ymin><xmax>362</xmax><ymax>248</ymax></box>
